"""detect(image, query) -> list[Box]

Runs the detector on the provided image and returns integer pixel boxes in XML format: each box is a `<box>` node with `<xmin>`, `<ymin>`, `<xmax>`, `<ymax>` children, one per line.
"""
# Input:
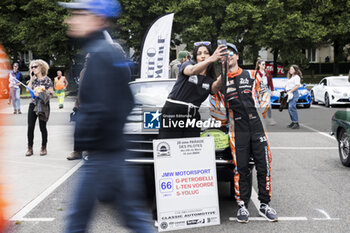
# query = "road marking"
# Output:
<box><xmin>229</xmin><ymin>187</ymin><xmax>307</xmax><ymax>222</ymax></box>
<box><xmin>12</xmin><ymin>218</ymin><xmax>55</xmax><ymax>222</ymax></box>
<box><xmin>0</xmin><ymin>160</ymin><xmax>69</xmax><ymax>169</ymax></box>
<box><xmin>250</xmin><ymin>186</ymin><xmax>261</xmax><ymax>211</ymax></box>
<box><xmin>0</xmin><ymin>157</ymin><xmax>72</xmax><ymax>162</ymax></box>
<box><xmin>231</xmin><ymin>185</ymin><xmax>340</xmax><ymax>222</ymax></box>
<box><xmin>10</xmin><ymin>160</ymin><xmax>84</xmax><ymax>221</ymax></box>
<box><xmin>270</xmin><ymin>147</ymin><xmax>337</xmax><ymax>149</ymax></box>
<box><xmin>313</xmin><ymin>218</ymin><xmax>340</xmax><ymax>221</ymax></box>
<box><xmin>300</xmin><ymin>123</ymin><xmax>336</xmax><ymax>140</ymax></box>
<box><xmin>229</xmin><ymin>217</ymin><xmax>308</xmax><ymax>221</ymax></box>
<box><xmin>0</xmin><ymin>103</ymin><xmax>75</xmax><ymax>114</ymax></box>
<box><xmin>313</xmin><ymin>209</ymin><xmax>340</xmax><ymax>221</ymax></box>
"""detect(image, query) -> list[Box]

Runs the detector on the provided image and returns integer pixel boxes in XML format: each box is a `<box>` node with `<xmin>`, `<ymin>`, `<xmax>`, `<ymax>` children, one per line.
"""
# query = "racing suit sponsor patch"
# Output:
<box><xmin>202</xmin><ymin>83</ymin><xmax>210</xmax><ymax>90</ymax></box>
<box><xmin>227</xmin><ymin>87</ymin><xmax>236</xmax><ymax>93</ymax></box>
<box><xmin>240</xmin><ymin>78</ymin><xmax>249</xmax><ymax>85</ymax></box>
<box><xmin>188</xmin><ymin>75</ymin><xmax>198</xmax><ymax>84</ymax></box>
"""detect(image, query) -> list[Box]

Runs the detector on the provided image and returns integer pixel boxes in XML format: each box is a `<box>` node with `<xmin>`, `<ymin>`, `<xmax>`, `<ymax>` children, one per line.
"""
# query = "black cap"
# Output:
<box><xmin>226</xmin><ymin>43</ymin><xmax>238</xmax><ymax>54</ymax></box>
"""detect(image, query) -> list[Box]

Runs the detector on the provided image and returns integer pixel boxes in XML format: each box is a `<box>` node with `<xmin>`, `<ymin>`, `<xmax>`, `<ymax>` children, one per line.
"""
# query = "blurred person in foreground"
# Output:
<box><xmin>8</xmin><ymin>62</ymin><xmax>24</xmax><ymax>114</ymax></box>
<box><xmin>210</xmin><ymin>43</ymin><xmax>277</xmax><ymax>223</ymax></box>
<box><xmin>0</xmin><ymin>43</ymin><xmax>10</xmax><ymax>232</ymax></box>
<box><xmin>0</xmin><ymin>118</ymin><xmax>7</xmax><ymax>232</ymax></box>
<box><xmin>59</xmin><ymin>0</ymin><xmax>154</xmax><ymax>232</ymax></box>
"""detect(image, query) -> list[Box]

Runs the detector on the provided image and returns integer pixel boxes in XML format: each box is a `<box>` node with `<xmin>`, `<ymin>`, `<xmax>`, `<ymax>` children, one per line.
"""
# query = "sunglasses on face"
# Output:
<box><xmin>229</xmin><ymin>51</ymin><xmax>235</xmax><ymax>57</ymax></box>
<box><xmin>31</xmin><ymin>65</ymin><xmax>38</xmax><ymax>69</ymax></box>
<box><xmin>194</xmin><ymin>41</ymin><xmax>211</xmax><ymax>46</ymax></box>
<box><xmin>71</xmin><ymin>12</ymin><xmax>92</xmax><ymax>16</ymax></box>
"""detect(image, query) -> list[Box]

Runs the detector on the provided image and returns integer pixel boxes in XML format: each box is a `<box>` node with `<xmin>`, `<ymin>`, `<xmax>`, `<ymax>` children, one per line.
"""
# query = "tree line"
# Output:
<box><xmin>0</xmin><ymin>0</ymin><xmax>349</xmax><ymax>75</ymax></box>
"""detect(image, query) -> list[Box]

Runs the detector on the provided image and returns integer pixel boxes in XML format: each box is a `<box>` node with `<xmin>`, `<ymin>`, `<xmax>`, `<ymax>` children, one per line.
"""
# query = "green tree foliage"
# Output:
<box><xmin>116</xmin><ymin>0</ymin><xmax>170</xmax><ymax>58</ymax></box>
<box><xmin>0</xmin><ymin>0</ymin><xmax>73</xmax><ymax>66</ymax></box>
<box><xmin>168</xmin><ymin>0</ymin><xmax>229</xmax><ymax>50</ymax></box>
<box><xmin>0</xmin><ymin>0</ymin><xmax>28</xmax><ymax>61</ymax></box>
<box><xmin>222</xmin><ymin>0</ymin><xmax>264</xmax><ymax>63</ymax></box>
<box><xmin>0</xmin><ymin>0</ymin><xmax>349</xmax><ymax>73</ymax></box>
<box><xmin>266</xmin><ymin>0</ymin><xmax>327</xmax><ymax>67</ymax></box>
<box><xmin>21</xmin><ymin>0</ymin><xmax>73</xmax><ymax>65</ymax></box>
<box><xmin>222</xmin><ymin>0</ymin><xmax>327</xmax><ymax>73</ymax></box>
<box><xmin>117</xmin><ymin>0</ymin><xmax>232</xmax><ymax>54</ymax></box>
<box><xmin>315</xmin><ymin>0</ymin><xmax>350</xmax><ymax>74</ymax></box>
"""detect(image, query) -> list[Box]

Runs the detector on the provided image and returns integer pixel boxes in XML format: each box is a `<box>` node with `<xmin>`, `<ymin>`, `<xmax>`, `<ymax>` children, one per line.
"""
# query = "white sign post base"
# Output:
<box><xmin>153</xmin><ymin>137</ymin><xmax>220</xmax><ymax>232</ymax></box>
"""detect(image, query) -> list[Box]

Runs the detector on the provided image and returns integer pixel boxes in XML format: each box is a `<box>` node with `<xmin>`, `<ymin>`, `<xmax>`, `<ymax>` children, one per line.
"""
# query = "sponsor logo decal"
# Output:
<box><xmin>157</xmin><ymin>142</ymin><xmax>171</xmax><ymax>157</ymax></box>
<box><xmin>239</xmin><ymin>85</ymin><xmax>252</xmax><ymax>89</ymax></box>
<box><xmin>240</xmin><ymin>78</ymin><xmax>249</xmax><ymax>85</ymax></box>
<box><xmin>188</xmin><ymin>75</ymin><xmax>198</xmax><ymax>84</ymax></box>
<box><xmin>202</xmin><ymin>83</ymin><xmax>210</xmax><ymax>90</ymax></box>
<box><xmin>186</xmin><ymin>219</ymin><xmax>205</xmax><ymax>225</ymax></box>
<box><xmin>143</xmin><ymin>110</ymin><xmax>161</xmax><ymax>129</ymax></box>
<box><xmin>160</xmin><ymin>221</ymin><xmax>168</xmax><ymax>230</ymax></box>
<box><xmin>227</xmin><ymin>87</ymin><xmax>236</xmax><ymax>93</ymax></box>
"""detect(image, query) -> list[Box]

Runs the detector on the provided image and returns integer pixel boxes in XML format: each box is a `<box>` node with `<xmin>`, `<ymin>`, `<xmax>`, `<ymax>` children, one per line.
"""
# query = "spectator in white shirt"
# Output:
<box><xmin>285</xmin><ymin>65</ymin><xmax>302</xmax><ymax>129</ymax></box>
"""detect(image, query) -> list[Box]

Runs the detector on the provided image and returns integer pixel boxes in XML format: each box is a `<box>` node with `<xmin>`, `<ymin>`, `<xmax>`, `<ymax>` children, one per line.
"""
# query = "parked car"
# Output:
<box><xmin>311</xmin><ymin>76</ymin><xmax>350</xmax><ymax>108</ymax></box>
<box><xmin>331</xmin><ymin>110</ymin><xmax>350</xmax><ymax>167</ymax></box>
<box><xmin>270</xmin><ymin>77</ymin><xmax>311</xmax><ymax>108</ymax></box>
<box><xmin>124</xmin><ymin>78</ymin><xmax>253</xmax><ymax>199</ymax></box>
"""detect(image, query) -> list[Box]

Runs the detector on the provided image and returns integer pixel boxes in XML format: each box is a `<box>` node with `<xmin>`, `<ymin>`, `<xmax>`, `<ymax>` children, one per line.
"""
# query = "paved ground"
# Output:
<box><xmin>1</xmin><ymin>98</ymin><xmax>350</xmax><ymax>233</ymax></box>
<box><xmin>0</xmin><ymin>98</ymin><xmax>78</xmax><ymax>220</ymax></box>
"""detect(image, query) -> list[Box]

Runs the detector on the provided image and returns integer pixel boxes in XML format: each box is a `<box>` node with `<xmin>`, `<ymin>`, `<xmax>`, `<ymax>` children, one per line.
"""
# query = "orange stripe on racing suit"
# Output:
<box><xmin>210</xmin><ymin>91</ymin><xmax>241</xmax><ymax>203</ymax></box>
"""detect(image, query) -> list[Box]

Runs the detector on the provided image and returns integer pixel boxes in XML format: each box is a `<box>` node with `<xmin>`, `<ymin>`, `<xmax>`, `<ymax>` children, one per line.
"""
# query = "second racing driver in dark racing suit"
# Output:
<box><xmin>209</xmin><ymin>43</ymin><xmax>278</xmax><ymax>223</ymax></box>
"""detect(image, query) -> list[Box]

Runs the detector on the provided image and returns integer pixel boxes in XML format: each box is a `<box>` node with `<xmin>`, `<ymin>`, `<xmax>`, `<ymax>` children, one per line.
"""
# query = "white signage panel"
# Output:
<box><xmin>140</xmin><ymin>13</ymin><xmax>174</xmax><ymax>79</ymax></box>
<box><xmin>153</xmin><ymin>137</ymin><xmax>220</xmax><ymax>231</ymax></box>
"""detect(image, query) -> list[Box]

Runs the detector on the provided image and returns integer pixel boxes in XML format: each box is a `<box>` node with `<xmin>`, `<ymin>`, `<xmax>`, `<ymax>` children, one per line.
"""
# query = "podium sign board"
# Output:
<box><xmin>153</xmin><ymin>137</ymin><xmax>220</xmax><ymax>232</ymax></box>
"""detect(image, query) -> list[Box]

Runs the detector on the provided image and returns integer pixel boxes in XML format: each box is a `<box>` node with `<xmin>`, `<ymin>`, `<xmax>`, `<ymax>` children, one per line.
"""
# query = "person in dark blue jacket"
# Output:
<box><xmin>8</xmin><ymin>62</ymin><xmax>24</xmax><ymax>114</ymax></box>
<box><xmin>59</xmin><ymin>1</ymin><xmax>154</xmax><ymax>232</ymax></box>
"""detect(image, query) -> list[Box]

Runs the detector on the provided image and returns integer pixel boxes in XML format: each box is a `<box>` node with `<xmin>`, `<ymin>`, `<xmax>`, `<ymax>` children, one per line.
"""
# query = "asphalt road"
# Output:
<box><xmin>2</xmin><ymin>98</ymin><xmax>350</xmax><ymax>233</ymax></box>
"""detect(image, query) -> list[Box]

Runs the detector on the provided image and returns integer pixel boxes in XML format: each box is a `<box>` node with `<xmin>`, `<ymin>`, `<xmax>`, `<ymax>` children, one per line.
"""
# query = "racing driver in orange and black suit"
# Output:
<box><xmin>209</xmin><ymin>42</ymin><xmax>278</xmax><ymax>223</ymax></box>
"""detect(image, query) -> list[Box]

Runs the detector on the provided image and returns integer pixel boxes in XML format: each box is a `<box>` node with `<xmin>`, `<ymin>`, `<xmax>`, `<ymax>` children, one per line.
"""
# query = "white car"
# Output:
<box><xmin>311</xmin><ymin>76</ymin><xmax>350</xmax><ymax>107</ymax></box>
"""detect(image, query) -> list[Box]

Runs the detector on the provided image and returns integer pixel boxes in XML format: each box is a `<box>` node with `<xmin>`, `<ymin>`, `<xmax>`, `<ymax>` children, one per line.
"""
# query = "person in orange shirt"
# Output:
<box><xmin>54</xmin><ymin>70</ymin><xmax>68</xmax><ymax>109</ymax></box>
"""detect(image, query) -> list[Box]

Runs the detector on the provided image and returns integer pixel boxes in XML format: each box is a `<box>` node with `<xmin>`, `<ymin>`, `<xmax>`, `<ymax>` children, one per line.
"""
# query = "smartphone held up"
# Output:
<box><xmin>217</xmin><ymin>39</ymin><xmax>228</xmax><ymax>56</ymax></box>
